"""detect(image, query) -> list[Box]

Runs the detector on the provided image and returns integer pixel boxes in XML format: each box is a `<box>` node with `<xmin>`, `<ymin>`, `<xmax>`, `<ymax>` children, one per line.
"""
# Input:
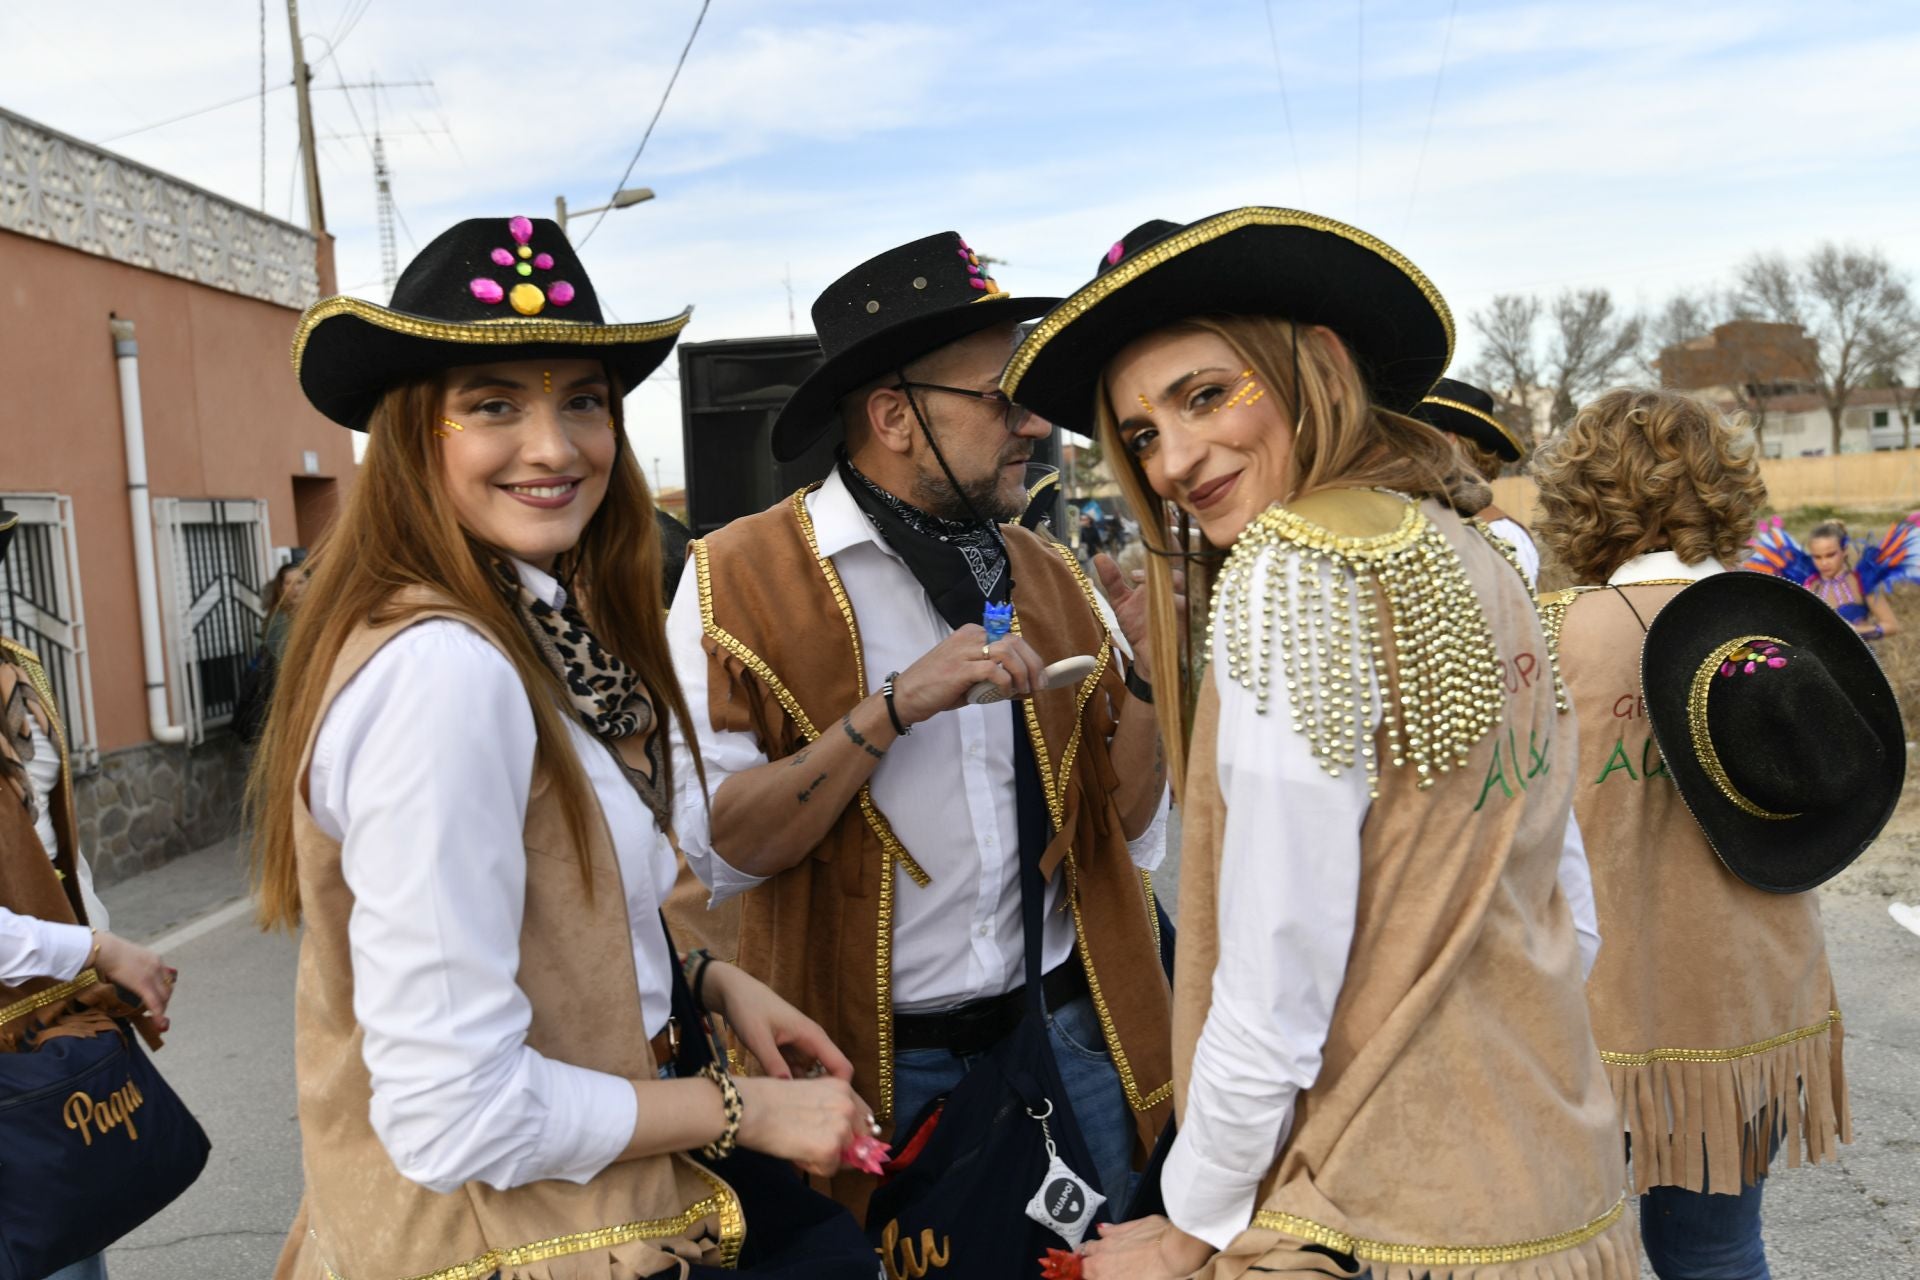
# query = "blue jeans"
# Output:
<box><xmin>1640</xmin><ymin>1178</ymin><xmax>1770</xmax><ymax>1279</ymax></box>
<box><xmin>47</xmin><ymin>1256</ymin><xmax>109</xmax><ymax>1280</ymax></box>
<box><xmin>891</xmin><ymin>993</ymin><xmax>1138</xmax><ymax>1210</ymax></box>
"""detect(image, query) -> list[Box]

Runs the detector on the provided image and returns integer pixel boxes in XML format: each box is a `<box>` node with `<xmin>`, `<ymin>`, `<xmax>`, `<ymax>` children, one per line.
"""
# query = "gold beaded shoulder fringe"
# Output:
<box><xmin>1186</xmin><ymin>1196</ymin><xmax>1641</xmax><ymax>1279</ymax></box>
<box><xmin>1608</xmin><ymin>1010</ymin><xmax>1850</xmax><ymax>1196</ymax></box>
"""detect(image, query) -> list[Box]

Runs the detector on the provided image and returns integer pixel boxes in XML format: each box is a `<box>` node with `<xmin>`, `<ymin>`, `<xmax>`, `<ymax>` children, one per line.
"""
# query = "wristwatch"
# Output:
<box><xmin>1123</xmin><ymin>663</ymin><xmax>1154</xmax><ymax>704</ymax></box>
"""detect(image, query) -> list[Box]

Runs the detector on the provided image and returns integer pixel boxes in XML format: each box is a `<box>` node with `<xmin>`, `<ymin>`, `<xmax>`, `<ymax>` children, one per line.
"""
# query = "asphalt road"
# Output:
<box><xmin>97</xmin><ymin>827</ymin><xmax>1919</xmax><ymax>1278</ymax></box>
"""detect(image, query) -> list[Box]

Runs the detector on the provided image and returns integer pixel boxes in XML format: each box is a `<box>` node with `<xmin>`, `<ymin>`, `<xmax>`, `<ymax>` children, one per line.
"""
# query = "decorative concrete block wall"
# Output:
<box><xmin>75</xmin><ymin>735</ymin><xmax>248</xmax><ymax>887</ymax></box>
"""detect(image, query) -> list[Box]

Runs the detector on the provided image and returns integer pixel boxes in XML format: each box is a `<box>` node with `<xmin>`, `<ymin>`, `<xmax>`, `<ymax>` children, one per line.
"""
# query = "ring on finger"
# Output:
<box><xmin>982</xmin><ymin>643</ymin><xmax>993</xmax><ymax>659</ymax></box>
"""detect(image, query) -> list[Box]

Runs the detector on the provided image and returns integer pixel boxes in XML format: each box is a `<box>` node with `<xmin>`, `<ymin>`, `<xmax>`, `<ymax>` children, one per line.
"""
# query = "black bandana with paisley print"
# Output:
<box><xmin>838</xmin><ymin>452</ymin><xmax>1011</xmax><ymax>632</ymax></box>
<box><xmin>496</xmin><ymin>562</ymin><xmax>669</xmax><ymax>828</ymax></box>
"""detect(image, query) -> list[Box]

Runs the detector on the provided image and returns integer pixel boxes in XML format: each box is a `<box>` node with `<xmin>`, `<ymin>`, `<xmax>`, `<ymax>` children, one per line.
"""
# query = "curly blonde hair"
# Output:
<box><xmin>1533</xmin><ymin>388</ymin><xmax>1767</xmax><ymax>585</ymax></box>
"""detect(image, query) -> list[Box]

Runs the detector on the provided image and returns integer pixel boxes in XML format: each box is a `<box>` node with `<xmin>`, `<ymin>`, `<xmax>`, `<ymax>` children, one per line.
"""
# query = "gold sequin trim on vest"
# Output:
<box><xmin>0</xmin><ymin>969</ymin><xmax>101</xmax><ymax>1031</ymax></box>
<box><xmin>1009</xmin><ymin>543</ymin><xmax>1168</xmax><ymax>1113</ymax></box>
<box><xmin>320</xmin><ymin>1162</ymin><xmax>743</xmax><ymax>1280</ymax></box>
<box><xmin>1254</xmin><ymin>1196</ymin><xmax>1625</xmax><ymax>1268</ymax></box>
<box><xmin>1210</xmin><ymin>500</ymin><xmax>1504</xmax><ymax>797</ymax></box>
<box><xmin>1599</xmin><ymin>1009</ymin><xmax>1840</xmax><ymax>1067</ymax></box>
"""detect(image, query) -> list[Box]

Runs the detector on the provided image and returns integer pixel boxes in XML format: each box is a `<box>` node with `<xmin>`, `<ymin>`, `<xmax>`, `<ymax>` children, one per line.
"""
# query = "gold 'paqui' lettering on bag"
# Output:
<box><xmin>64</xmin><ymin>1077</ymin><xmax>146</xmax><ymax>1147</ymax></box>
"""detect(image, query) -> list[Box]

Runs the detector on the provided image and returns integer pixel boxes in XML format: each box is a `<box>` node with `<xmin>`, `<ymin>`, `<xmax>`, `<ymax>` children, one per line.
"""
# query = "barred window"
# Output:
<box><xmin>0</xmin><ymin>493</ymin><xmax>99</xmax><ymax>768</ymax></box>
<box><xmin>152</xmin><ymin>498</ymin><xmax>273</xmax><ymax>743</ymax></box>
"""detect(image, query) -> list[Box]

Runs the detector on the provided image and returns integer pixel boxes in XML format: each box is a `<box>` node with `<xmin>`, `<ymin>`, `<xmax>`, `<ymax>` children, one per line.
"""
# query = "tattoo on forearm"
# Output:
<box><xmin>787</xmin><ymin>746</ymin><xmax>813</xmax><ymax>769</ymax></box>
<box><xmin>841</xmin><ymin>714</ymin><xmax>885</xmax><ymax>759</ymax></box>
<box><xmin>797</xmin><ymin>771</ymin><xmax>829</xmax><ymax>803</ymax></box>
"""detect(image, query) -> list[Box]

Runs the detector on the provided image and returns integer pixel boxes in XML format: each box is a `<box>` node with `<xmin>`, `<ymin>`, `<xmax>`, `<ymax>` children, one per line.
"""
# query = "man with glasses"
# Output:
<box><xmin>664</xmin><ymin>232</ymin><xmax>1172</xmax><ymax>1219</ymax></box>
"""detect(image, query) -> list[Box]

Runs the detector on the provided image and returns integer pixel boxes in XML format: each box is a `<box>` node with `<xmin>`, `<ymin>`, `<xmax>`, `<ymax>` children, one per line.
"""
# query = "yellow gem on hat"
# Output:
<box><xmin>518</xmin><ymin>245</ymin><xmax>532</xmax><ymax>259</ymax></box>
<box><xmin>509</xmin><ymin>282</ymin><xmax>546</xmax><ymax>315</ymax></box>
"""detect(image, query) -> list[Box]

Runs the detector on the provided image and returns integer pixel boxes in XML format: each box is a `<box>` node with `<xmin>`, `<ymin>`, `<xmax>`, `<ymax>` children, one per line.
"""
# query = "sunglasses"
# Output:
<box><xmin>891</xmin><ymin>381</ymin><xmax>1035</xmax><ymax>435</ymax></box>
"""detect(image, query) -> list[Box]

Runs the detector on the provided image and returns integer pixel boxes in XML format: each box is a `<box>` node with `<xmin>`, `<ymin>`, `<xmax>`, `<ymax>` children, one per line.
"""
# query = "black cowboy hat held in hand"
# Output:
<box><xmin>770</xmin><ymin>231</ymin><xmax>1057</xmax><ymax>462</ymax></box>
<box><xmin>292</xmin><ymin>215</ymin><xmax>691</xmax><ymax>428</ymax></box>
<box><xmin>1642</xmin><ymin>571</ymin><xmax>1905</xmax><ymax>893</ymax></box>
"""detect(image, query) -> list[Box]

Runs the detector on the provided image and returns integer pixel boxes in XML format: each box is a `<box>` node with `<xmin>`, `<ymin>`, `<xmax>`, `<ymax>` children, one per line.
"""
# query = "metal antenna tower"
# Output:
<box><xmin>373</xmin><ymin>133</ymin><xmax>397</xmax><ymax>296</ymax></box>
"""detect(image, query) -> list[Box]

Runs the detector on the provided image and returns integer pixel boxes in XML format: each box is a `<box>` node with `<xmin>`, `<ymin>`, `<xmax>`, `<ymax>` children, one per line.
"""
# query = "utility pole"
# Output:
<box><xmin>286</xmin><ymin>0</ymin><xmax>325</xmax><ymax>237</ymax></box>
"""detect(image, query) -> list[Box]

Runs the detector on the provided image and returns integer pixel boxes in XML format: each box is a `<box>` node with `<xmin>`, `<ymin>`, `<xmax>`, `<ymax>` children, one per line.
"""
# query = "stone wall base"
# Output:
<box><xmin>76</xmin><ymin>734</ymin><xmax>249</xmax><ymax>888</ymax></box>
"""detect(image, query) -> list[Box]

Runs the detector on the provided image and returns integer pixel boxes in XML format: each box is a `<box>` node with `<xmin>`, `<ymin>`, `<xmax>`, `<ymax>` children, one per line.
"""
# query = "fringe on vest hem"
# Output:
<box><xmin>1201</xmin><ymin>1204</ymin><xmax>1639</xmax><ymax>1280</ymax></box>
<box><xmin>1611</xmin><ymin>1015</ymin><xmax>1850</xmax><ymax>1197</ymax></box>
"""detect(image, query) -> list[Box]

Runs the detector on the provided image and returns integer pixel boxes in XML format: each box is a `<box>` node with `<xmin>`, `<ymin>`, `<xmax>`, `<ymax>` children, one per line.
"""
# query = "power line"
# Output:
<box><xmin>259</xmin><ymin>0</ymin><xmax>269</xmax><ymax>211</ymax></box>
<box><xmin>98</xmin><ymin>82</ymin><xmax>292</xmax><ymax>144</ymax></box>
<box><xmin>1402</xmin><ymin>0</ymin><xmax>1459</xmax><ymax>233</ymax></box>
<box><xmin>1261</xmin><ymin>0</ymin><xmax>1307</xmax><ymax>199</ymax></box>
<box><xmin>1355</xmin><ymin>0</ymin><xmax>1364</xmax><ymax>214</ymax></box>
<box><xmin>576</xmin><ymin>0</ymin><xmax>712</xmax><ymax>248</ymax></box>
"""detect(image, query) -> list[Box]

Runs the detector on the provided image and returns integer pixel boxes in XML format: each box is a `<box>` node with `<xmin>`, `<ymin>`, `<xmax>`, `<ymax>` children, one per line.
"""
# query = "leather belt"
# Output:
<box><xmin>892</xmin><ymin>957</ymin><xmax>1088</xmax><ymax>1056</ymax></box>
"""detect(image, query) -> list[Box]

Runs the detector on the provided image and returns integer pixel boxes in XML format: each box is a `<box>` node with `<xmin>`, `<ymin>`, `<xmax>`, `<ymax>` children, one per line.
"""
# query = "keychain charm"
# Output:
<box><xmin>1021</xmin><ymin>1100</ymin><xmax>1105</xmax><ymax>1248</ymax></box>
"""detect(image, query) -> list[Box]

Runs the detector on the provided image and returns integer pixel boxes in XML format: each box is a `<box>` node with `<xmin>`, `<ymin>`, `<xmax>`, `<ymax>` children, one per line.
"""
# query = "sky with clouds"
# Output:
<box><xmin>6</xmin><ymin>0</ymin><xmax>1918</xmax><ymax>485</ymax></box>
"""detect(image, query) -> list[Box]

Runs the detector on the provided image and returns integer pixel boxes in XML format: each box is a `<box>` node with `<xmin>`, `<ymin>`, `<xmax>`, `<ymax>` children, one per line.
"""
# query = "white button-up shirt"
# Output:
<box><xmin>0</xmin><ymin>715</ymin><xmax>104</xmax><ymax>985</ymax></box>
<box><xmin>307</xmin><ymin>558</ymin><xmax>674</xmax><ymax>1193</ymax></box>
<box><xmin>667</xmin><ymin>469</ymin><xmax>1167</xmax><ymax>1014</ymax></box>
<box><xmin>1161</xmin><ymin>546</ymin><xmax>1602</xmax><ymax>1250</ymax></box>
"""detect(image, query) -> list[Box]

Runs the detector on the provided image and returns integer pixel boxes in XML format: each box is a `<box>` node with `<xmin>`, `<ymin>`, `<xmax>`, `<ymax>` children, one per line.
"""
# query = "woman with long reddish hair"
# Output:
<box><xmin>250</xmin><ymin>217</ymin><xmax>876</xmax><ymax>1279</ymax></box>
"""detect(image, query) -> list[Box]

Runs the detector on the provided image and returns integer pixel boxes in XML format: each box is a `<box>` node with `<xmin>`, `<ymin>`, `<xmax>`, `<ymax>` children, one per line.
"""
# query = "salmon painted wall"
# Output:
<box><xmin>1</xmin><ymin>229</ymin><xmax>355</xmax><ymax>753</ymax></box>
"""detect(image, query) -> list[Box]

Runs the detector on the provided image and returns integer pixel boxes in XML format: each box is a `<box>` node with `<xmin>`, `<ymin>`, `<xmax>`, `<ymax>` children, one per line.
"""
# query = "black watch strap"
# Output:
<box><xmin>1123</xmin><ymin>663</ymin><xmax>1154</xmax><ymax>704</ymax></box>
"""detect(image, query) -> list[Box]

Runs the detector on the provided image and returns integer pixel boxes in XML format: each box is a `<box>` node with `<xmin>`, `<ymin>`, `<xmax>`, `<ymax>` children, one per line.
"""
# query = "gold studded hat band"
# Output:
<box><xmin>290</xmin><ymin>214</ymin><xmax>693</xmax><ymax>429</ymax></box>
<box><xmin>1687</xmin><ymin>635</ymin><xmax>1799</xmax><ymax>821</ymax></box>
<box><xmin>1000</xmin><ymin>206</ymin><xmax>1454</xmax><ymax>430</ymax></box>
<box><xmin>1419</xmin><ymin>395</ymin><xmax>1525</xmax><ymax>460</ymax></box>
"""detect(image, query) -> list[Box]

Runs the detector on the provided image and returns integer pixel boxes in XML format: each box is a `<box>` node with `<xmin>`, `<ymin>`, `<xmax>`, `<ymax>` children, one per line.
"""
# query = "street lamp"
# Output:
<box><xmin>554</xmin><ymin>187</ymin><xmax>655</xmax><ymax>236</ymax></box>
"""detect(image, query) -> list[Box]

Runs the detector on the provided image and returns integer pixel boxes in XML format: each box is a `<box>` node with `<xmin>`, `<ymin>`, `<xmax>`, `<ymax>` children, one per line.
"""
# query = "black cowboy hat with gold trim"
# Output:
<box><xmin>292</xmin><ymin>215</ymin><xmax>691</xmax><ymax>428</ymax></box>
<box><xmin>769</xmin><ymin>232</ymin><xmax>1057</xmax><ymax>462</ymax></box>
<box><xmin>1642</xmin><ymin>571</ymin><xmax>1904</xmax><ymax>893</ymax></box>
<box><xmin>1413</xmin><ymin>377</ymin><xmax>1523</xmax><ymax>463</ymax></box>
<box><xmin>1000</xmin><ymin>207</ymin><xmax>1453</xmax><ymax>431</ymax></box>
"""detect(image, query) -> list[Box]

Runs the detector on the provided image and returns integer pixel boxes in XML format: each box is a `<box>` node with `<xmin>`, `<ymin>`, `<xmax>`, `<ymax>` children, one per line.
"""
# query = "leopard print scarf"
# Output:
<box><xmin>497</xmin><ymin>562</ymin><xmax>670</xmax><ymax>830</ymax></box>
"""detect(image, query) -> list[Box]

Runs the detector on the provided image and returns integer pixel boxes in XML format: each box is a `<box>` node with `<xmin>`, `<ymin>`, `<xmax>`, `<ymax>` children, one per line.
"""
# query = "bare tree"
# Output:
<box><xmin>1469</xmin><ymin>294</ymin><xmax>1540</xmax><ymax>394</ymax></box>
<box><xmin>1469</xmin><ymin>289</ymin><xmax>1642</xmax><ymax>442</ymax></box>
<box><xmin>1545</xmin><ymin>290</ymin><xmax>1643</xmax><ymax>429</ymax></box>
<box><xmin>1641</xmin><ymin>293</ymin><xmax>1720</xmax><ymax>381</ymax></box>
<box><xmin>1737</xmin><ymin>245</ymin><xmax>1916</xmax><ymax>455</ymax></box>
<box><xmin>1866</xmin><ymin>316</ymin><xmax>1920</xmax><ymax>449</ymax></box>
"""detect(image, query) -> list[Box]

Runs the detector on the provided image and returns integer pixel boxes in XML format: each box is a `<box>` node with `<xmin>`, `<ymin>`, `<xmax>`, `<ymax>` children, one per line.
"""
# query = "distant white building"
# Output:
<box><xmin>1731</xmin><ymin>388</ymin><xmax>1919</xmax><ymax>458</ymax></box>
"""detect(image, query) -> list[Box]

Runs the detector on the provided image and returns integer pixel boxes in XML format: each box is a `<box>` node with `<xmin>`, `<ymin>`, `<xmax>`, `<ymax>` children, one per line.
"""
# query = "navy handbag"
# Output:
<box><xmin>0</xmin><ymin>1023</ymin><xmax>210</xmax><ymax>1279</ymax></box>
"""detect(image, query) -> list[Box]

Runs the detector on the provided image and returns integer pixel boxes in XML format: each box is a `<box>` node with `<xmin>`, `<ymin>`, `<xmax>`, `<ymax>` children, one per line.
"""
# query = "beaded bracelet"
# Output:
<box><xmin>698</xmin><ymin>1063</ymin><xmax>743</xmax><ymax>1160</ymax></box>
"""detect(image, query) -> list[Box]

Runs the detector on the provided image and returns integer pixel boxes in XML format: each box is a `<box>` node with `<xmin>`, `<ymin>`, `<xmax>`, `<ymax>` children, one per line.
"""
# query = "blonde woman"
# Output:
<box><xmin>1534</xmin><ymin>389</ymin><xmax>1849</xmax><ymax>1280</ymax></box>
<box><xmin>1002</xmin><ymin>211</ymin><xmax>1628</xmax><ymax>1280</ymax></box>
<box><xmin>252</xmin><ymin>217</ymin><xmax>876</xmax><ymax>1278</ymax></box>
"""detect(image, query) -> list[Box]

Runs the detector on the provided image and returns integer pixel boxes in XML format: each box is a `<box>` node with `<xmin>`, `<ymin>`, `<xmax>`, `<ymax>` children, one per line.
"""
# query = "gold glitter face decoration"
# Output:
<box><xmin>1136</xmin><ymin>394</ymin><xmax>1155</xmax><ymax>415</ymax></box>
<box><xmin>542</xmin><ymin>369</ymin><xmax>554</xmax><ymax>394</ymax></box>
<box><xmin>435</xmin><ymin>416</ymin><xmax>466</xmax><ymax>439</ymax></box>
<box><xmin>1212</xmin><ymin>369</ymin><xmax>1260</xmax><ymax>414</ymax></box>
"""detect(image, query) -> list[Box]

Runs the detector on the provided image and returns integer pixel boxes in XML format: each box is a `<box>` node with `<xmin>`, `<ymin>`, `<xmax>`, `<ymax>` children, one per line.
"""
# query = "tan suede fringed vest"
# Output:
<box><xmin>277</xmin><ymin>593</ymin><xmax>741</xmax><ymax>1280</ymax></box>
<box><xmin>0</xmin><ymin>648</ymin><xmax>152</xmax><ymax>1054</ymax></box>
<box><xmin>679</xmin><ymin>487</ymin><xmax>1172</xmax><ymax>1211</ymax></box>
<box><xmin>1542</xmin><ymin>582</ymin><xmax>1848</xmax><ymax>1196</ymax></box>
<box><xmin>1172</xmin><ymin>495</ymin><xmax>1634</xmax><ymax>1280</ymax></box>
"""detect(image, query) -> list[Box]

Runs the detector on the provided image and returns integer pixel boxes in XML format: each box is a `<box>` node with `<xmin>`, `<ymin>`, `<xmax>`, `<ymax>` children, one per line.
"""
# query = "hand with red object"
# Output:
<box><xmin>1039</xmin><ymin>1247</ymin><xmax>1084</xmax><ymax>1279</ymax></box>
<box><xmin>840</xmin><ymin>1134</ymin><xmax>891</xmax><ymax>1175</ymax></box>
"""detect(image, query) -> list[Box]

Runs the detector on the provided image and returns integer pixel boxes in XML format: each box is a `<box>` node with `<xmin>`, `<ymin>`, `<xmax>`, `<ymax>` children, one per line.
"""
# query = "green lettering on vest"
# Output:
<box><xmin>1642</xmin><ymin>737</ymin><xmax>1669</xmax><ymax>779</ymax></box>
<box><xmin>1594</xmin><ymin>739</ymin><xmax>1638</xmax><ymax>784</ymax></box>
<box><xmin>1507</xmin><ymin>727</ymin><xmax>1530</xmax><ymax>792</ymax></box>
<box><xmin>1527</xmin><ymin>730</ymin><xmax>1551</xmax><ymax>779</ymax></box>
<box><xmin>1475</xmin><ymin>737</ymin><xmax>1516</xmax><ymax>811</ymax></box>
